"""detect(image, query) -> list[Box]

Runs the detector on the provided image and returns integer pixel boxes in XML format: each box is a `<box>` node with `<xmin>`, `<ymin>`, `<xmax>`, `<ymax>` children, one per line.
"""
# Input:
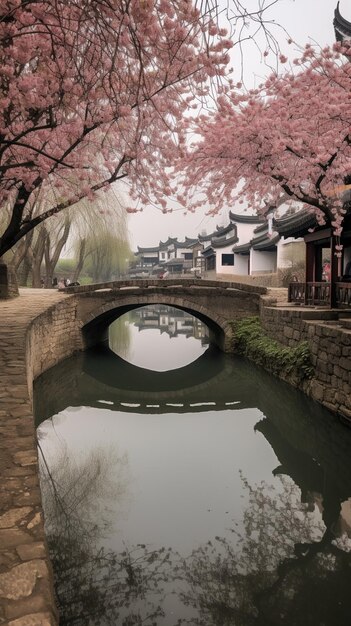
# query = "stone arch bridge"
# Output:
<box><xmin>65</xmin><ymin>278</ymin><xmax>266</xmax><ymax>352</ymax></box>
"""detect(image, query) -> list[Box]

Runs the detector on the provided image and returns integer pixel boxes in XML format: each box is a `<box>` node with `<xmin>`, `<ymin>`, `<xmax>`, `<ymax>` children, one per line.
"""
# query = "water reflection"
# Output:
<box><xmin>108</xmin><ymin>305</ymin><xmax>209</xmax><ymax>371</ymax></box>
<box><xmin>178</xmin><ymin>474</ymin><xmax>351</xmax><ymax>626</ymax></box>
<box><xmin>34</xmin><ymin>306</ymin><xmax>351</xmax><ymax>625</ymax></box>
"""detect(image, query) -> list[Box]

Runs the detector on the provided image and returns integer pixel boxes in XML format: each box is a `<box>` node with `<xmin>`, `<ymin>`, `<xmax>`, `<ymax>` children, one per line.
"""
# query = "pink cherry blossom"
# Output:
<box><xmin>177</xmin><ymin>44</ymin><xmax>351</xmax><ymax>240</ymax></box>
<box><xmin>0</xmin><ymin>0</ymin><xmax>232</xmax><ymax>255</ymax></box>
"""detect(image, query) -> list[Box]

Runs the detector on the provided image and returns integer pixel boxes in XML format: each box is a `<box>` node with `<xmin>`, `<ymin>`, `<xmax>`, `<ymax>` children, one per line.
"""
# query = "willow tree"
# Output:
<box><xmin>70</xmin><ymin>186</ymin><xmax>132</xmax><ymax>283</ymax></box>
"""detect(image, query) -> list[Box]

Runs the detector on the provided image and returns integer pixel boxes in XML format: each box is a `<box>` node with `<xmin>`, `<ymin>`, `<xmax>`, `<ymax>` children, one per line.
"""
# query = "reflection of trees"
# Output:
<box><xmin>38</xmin><ymin>437</ymin><xmax>351</xmax><ymax>625</ymax></box>
<box><xmin>38</xmin><ymin>441</ymin><xmax>173</xmax><ymax>625</ymax></box>
<box><xmin>108</xmin><ymin>314</ymin><xmax>131</xmax><ymax>359</ymax></box>
<box><xmin>178</xmin><ymin>475</ymin><xmax>351</xmax><ymax>626</ymax></box>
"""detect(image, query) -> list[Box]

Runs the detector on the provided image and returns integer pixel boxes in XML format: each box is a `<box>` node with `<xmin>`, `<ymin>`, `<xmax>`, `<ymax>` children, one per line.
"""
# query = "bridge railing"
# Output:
<box><xmin>60</xmin><ymin>278</ymin><xmax>268</xmax><ymax>296</ymax></box>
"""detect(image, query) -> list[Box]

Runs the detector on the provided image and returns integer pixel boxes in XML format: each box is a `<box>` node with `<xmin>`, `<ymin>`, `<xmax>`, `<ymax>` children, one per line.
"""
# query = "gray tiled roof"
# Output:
<box><xmin>273</xmin><ymin>210</ymin><xmax>317</xmax><ymax>238</ymax></box>
<box><xmin>232</xmin><ymin>242</ymin><xmax>251</xmax><ymax>254</ymax></box>
<box><xmin>229</xmin><ymin>211</ymin><xmax>265</xmax><ymax>224</ymax></box>
<box><xmin>252</xmin><ymin>233</ymin><xmax>280</xmax><ymax>251</ymax></box>
<box><xmin>212</xmin><ymin>234</ymin><xmax>239</xmax><ymax>248</ymax></box>
<box><xmin>334</xmin><ymin>1</ymin><xmax>351</xmax><ymax>42</ymax></box>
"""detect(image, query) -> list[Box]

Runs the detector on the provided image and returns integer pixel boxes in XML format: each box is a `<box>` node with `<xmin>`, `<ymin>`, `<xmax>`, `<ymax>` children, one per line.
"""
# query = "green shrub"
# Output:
<box><xmin>231</xmin><ymin>317</ymin><xmax>313</xmax><ymax>381</ymax></box>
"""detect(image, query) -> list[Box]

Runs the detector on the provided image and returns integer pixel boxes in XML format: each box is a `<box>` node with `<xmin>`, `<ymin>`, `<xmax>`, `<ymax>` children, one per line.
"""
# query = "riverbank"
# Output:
<box><xmin>0</xmin><ymin>290</ymin><xmax>67</xmax><ymax>626</ymax></box>
<box><xmin>0</xmin><ymin>285</ymin><xmax>350</xmax><ymax>625</ymax></box>
<box><xmin>259</xmin><ymin>297</ymin><xmax>351</xmax><ymax>422</ymax></box>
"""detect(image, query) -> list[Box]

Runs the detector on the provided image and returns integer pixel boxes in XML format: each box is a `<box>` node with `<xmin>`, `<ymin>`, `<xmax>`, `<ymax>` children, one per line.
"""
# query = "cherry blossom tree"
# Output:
<box><xmin>179</xmin><ymin>43</ymin><xmax>351</xmax><ymax>243</ymax></box>
<box><xmin>0</xmin><ymin>0</ymin><xmax>235</xmax><ymax>258</ymax></box>
<box><xmin>0</xmin><ymin>0</ymin><xmax>286</xmax><ymax>258</ymax></box>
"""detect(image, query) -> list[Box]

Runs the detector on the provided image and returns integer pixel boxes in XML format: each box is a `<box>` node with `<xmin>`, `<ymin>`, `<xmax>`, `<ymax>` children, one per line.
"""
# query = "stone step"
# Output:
<box><xmin>337</xmin><ymin>310</ymin><xmax>351</xmax><ymax>320</ymax></box>
<box><xmin>338</xmin><ymin>318</ymin><xmax>351</xmax><ymax>329</ymax></box>
<box><xmin>300</xmin><ymin>309</ymin><xmax>339</xmax><ymax>321</ymax></box>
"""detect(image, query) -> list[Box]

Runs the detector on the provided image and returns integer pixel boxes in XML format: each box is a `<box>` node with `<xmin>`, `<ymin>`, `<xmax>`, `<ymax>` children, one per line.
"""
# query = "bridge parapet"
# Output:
<box><xmin>61</xmin><ymin>278</ymin><xmax>267</xmax><ymax>296</ymax></box>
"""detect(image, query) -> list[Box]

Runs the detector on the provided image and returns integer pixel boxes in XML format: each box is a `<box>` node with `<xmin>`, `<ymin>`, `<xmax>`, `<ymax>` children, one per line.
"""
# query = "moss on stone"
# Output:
<box><xmin>231</xmin><ymin>316</ymin><xmax>313</xmax><ymax>382</ymax></box>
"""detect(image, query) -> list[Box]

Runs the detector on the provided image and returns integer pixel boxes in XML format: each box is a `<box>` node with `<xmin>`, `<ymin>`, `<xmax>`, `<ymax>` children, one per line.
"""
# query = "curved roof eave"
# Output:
<box><xmin>212</xmin><ymin>234</ymin><xmax>239</xmax><ymax>248</ymax></box>
<box><xmin>198</xmin><ymin>222</ymin><xmax>234</xmax><ymax>241</ymax></box>
<box><xmin>252</xmin><ymin>233</ymin><xmax>280</xmax><ymax>251</ymax></box>
<box><xmin>198</xmin><ymin>231</ymin><xmax>216</xmax><ymax>242</ymax></box>
<box><xmin>136</xmin><ymin>246</ymin><xmax>160</xmax><ymax>254</ymax></box>
<box><xmin>202</xmin><ymin>245</ymin><xmax>215</xmax><ymax>257</ymax></box>
<box><xmin>334</xmin><ymin>1</ymin><xmax>351</xmax><ymax>41</ymax></box>
<box><xmin>273</xmin><ymin>210</ymin><xmax>317</xmax><ymax>238</ymax></box>
<box><xmin>232</xmin><ymin>243</ymin><xmax>251</xmax><ymax>254</ymax></box>
<box><xmin>215</xmin><ymin>223</ymin><xmax>234</xmax><ymax>236</ymax></box>
<box><xmin>253</xmin><ymin>222</ymin><xmax>268</xmax><ymax>235</ymax></box>
<box><xmin>229</xmin><ymin>210</ymin><xmax>265</xmax><ymax>224</ymax></box>
<box><xmin>159</xmin><ymin>237</ymin><xmax>178</xmax><ymax>248</ymax></box>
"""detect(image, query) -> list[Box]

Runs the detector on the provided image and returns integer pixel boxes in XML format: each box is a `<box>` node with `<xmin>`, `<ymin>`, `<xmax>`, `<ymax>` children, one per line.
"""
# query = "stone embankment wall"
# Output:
<box><xmin>26</xmin><ymin>297</ymin><xmax>83</xmax><ymax>390</ymax></box>
<box><xmin>0</xmin><ymin>291</ymin><xmax>83</xmax><ymax>626</ymax></box>
<box><xmin>260</xmin><ymin>297</ymin><xmax>351</xmax><ymax>422</ymax></box>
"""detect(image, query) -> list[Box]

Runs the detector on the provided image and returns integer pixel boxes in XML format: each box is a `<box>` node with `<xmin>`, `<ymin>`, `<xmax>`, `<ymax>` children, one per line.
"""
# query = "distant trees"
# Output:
<box><xmin>5</xmin><ymin>187</ymin><xmax>131</xmax><ymax>286</ymax></box>
<box><xmin>70</xmin><ymin>188</ymin><xmax>132</xmax><ymax>284</ymax></box>
<box><xmin>78</xmin><ymin>233</ymin><xmax>131</xmax><ymax>283</ymax></box>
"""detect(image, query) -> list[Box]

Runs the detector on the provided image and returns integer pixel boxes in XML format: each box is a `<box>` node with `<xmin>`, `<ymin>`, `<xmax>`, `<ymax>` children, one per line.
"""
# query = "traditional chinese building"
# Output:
<box><xmin>275</xmin><ymin>207</ymin><xmax>351</xmax><ymax>307</ymax></box>
<box><xmin>135</xmin><ymin>236</ymin><xmax>197</xmax><ymax>273</ymax></box>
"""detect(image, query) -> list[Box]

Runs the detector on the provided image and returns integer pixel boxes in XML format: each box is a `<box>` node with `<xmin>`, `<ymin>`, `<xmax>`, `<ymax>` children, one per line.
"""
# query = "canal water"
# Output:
<box><xmin>34</xmin><ymin>305</ymin><xmax>351</xmax><ymax>626</ymax></box>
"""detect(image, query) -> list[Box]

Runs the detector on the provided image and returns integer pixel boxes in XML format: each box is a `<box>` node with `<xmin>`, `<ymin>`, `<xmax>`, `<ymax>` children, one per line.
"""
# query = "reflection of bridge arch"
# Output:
<box><xmin>35</xmin><ymin>346</ymin><xmax>247</xmax><ymax>421</ymax></box>
<box><xmin>34</xmin><ymin>344</ymin><xmax>351</xmax><ymax>545</ymax></box>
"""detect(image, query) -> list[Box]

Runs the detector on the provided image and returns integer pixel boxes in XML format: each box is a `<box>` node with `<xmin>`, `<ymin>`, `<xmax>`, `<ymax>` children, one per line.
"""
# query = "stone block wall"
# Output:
<box><xmin>5</xmin><ymin>295</ymin><xmax>85</xmax><ymax>626</ymax></box>
<box><xmin>260</xmin><ymin>302</ymin><xmax>309</xmax><ymax>347</ymax></box>
<box><xmin>259</xmin><ymin>301</ymin><xmax>351</xmax><ymax>422</ymax></box>
<box><xmin>26</xmin><ymin>297</ymin><xmax>83</xmax><ymax>393</ymax></box>
<box><xmin>0</xmin><ymin>292</ymin><xmax>82</xmax><ymax>626</ymax></box>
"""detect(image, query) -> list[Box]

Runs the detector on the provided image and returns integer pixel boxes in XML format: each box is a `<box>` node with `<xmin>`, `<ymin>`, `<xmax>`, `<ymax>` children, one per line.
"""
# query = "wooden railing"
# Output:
<box><xmin>336</xmin><ymin>282</ymin><xmax>351</xmax><ymax>307</ymax></box>
<box><xmin>306</xmin><ymin>282</ymin><xmax>331</xmax><ymax>306</ymax></box>
<box><xmin>289</xmin><ymin>281</ymin><xmax>351</xmax><ymax>307</ymax></box>
<box><xmin>288</xmin><ymin>282</ymin><xmax>306</xmax><ymax>304</ymax></box>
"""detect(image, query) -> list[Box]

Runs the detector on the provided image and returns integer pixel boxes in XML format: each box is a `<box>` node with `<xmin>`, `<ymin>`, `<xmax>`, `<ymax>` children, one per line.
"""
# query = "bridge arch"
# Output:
<box><xmin>78</xmin><ymin>293</ymin><xmax>233</xmax><ymax>351</ymax></box>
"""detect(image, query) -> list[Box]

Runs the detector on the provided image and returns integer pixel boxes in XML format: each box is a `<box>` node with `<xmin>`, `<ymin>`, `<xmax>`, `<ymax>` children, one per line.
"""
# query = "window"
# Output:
<box><xmin>161</xmin><ymin>252</ymin><xmax>166</xmax><ymax>259</ymax></box>
<box><xmin>183</xmin><ymin>253</ymin><xmax>193</xmax><ymax>260</ymax></box>
<box><xmin>222</xmin><ymin>254</ymin><xmax>234</xmax><ymax>266</ymax></box>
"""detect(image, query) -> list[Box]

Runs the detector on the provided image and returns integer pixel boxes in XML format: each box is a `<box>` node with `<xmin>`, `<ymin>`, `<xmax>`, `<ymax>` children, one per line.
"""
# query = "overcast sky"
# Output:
<box><xmin>126</xmin><ymin>0</ymin><xmax>346</xmax><ymax>250</ymax></box>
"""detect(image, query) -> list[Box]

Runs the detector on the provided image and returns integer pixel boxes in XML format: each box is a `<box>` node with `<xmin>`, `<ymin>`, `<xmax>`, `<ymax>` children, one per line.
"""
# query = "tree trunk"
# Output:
<box><xmin>30</xmin><ymin>227</ymin><xmax>47</xmax><ymax>287</ymax></box>
<box><xmin>44</xmin><ymin>215</ymin><xmax>71</xmax><ymax>287</ymax></box>
<box><xmin>9</xmin><ymin>232</ymin><xmax>34</xmax><ymax>285</ymax></box>
<box><xmin>18</xmin><ymin>255</ymin><xmax>32</xmax><ymax>286</ymax></box>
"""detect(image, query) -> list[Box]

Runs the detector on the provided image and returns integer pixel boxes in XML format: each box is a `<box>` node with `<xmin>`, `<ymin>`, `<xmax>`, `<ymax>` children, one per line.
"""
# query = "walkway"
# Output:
<box><xmin>0</xmin><ymin>289</ymin><xmax>66</xmax><ymax>626</ymax></box>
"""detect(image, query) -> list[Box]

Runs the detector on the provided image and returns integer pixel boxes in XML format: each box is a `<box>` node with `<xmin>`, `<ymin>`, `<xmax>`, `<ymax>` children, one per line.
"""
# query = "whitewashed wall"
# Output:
<box><xmin>250</xmin><ymin>249</ymin><xmax>277</xmax><ymax>273</ymax></box>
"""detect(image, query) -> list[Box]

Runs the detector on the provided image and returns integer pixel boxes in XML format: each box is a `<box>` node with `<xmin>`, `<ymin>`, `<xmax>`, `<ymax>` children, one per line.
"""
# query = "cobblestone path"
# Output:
<box><xmin>0</xmin><ymin>290</ymin><xmax>67</xmax><ymax>626</ymax></box>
